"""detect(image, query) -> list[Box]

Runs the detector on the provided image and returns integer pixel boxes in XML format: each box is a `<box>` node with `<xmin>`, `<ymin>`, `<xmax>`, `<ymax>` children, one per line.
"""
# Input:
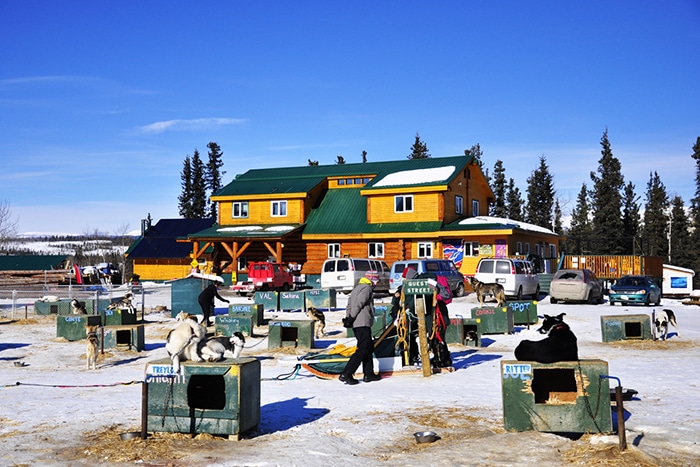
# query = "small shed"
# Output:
<box><xmin>168</xmin><ymin>272</ymin><xmax>224</xmax><ymax>318</ymax></box>
<box><xmin>662</xmin><ymin>264</ymin><xmax>695</xmax><ymax>297</ymax></box>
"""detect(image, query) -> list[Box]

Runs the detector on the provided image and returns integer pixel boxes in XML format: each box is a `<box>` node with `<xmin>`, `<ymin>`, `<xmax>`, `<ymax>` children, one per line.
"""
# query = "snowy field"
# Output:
<box><xmin>0</xmin><ymin>284</ymin><xmax>698</xmax><ymax>466</ymax></box>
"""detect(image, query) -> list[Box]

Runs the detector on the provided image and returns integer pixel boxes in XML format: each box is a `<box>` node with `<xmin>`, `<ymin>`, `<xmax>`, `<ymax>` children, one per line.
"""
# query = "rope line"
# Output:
<box><xmin>6</xmin><ymin>380</ymin><xmax>143</xmax><ymax>389</ymax></box>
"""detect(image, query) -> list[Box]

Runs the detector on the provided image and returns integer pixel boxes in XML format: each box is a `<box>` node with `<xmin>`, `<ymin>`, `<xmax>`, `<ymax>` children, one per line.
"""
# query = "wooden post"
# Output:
<box><xmin>615</xmin><ymin>386</ymin><xmax>627</xmax><ymax>450</ymax></box>
<box><xmin>415</xmin><ymin>295</ymin><xmax>431</xmax><ymax>377</ymax></box>
<box><xmin>141</xmin><ymin>380</ymin><xmax>148</xmax><ymax>439</ymax></box>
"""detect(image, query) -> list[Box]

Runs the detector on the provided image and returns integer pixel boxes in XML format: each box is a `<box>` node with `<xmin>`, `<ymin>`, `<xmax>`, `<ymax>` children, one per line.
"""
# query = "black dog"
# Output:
<box><xmin>514</xmin><ymin>313</ymin><xmax>578</xmax><ymax>363</ymax></box>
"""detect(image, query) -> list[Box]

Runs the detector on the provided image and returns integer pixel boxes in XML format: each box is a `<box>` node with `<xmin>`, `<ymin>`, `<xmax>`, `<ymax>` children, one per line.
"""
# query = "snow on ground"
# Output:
<box><xmin>0</xmin><ymin>286</ymin><xmax>698</xmax><ymax>466</ymax></box>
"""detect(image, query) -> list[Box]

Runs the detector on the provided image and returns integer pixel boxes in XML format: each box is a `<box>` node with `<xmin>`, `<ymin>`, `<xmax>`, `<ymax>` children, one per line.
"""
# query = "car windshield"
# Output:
<box><xmin>616</xmin><ymin>277</ymin><xmax>646</xmax><ymax>287</ymax></box>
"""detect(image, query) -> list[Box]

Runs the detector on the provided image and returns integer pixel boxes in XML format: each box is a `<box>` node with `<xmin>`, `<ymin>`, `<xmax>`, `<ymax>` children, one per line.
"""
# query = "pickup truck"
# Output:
<box><xmin>230</xmin><ymin>262</ymin><xmax>303</xmax><ymax>295</ymax></box>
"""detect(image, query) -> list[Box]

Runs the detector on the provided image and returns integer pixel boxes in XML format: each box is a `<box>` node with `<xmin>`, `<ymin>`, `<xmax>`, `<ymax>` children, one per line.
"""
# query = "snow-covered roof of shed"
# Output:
<box><xmin>372</xmin><ymin>166</ymin><xmax>456</xmax><ymax>187</ymax></box>
<box><xmin>458</xmin><ymin>216</ymin><xmax>555</xmax><ymax>234</ymax></box>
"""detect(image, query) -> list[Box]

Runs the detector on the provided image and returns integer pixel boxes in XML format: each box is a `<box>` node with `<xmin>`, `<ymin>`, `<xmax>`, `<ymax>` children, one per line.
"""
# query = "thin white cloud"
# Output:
<box><xmin>136</xmin><ymin>118</ymin><xmax>247</xmax><ymax>134</ymax></box>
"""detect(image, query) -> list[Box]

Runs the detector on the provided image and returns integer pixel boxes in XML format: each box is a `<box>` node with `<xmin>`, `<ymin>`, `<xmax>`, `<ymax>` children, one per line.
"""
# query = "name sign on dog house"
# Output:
<box><xmin>403</xmin><ymin>279</ymin><xmax>432</xmax><ymax>295</ymax></box>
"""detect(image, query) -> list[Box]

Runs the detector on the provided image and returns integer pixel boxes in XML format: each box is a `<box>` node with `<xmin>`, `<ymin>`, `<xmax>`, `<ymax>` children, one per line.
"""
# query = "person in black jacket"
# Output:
<box><xmin>198</xmin><ymin>281</ymin><xmax>229</xmax><ymax>326</ymax></box>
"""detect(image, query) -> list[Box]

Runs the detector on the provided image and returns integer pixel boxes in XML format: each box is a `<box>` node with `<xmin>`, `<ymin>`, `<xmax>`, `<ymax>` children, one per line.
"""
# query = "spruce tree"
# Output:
<box><xmin>178</xmin><ymin>155</ymin><xmax>193</xmax><ymax>218</ymax></box>
<box><xmin>407</xmin><ymin>132</ymin><xmax>431</xmax><ymax>159</ymax></box>
<box><xmin>361</xmin><ymin>150</ymin><xmax>367</xmax><ymax>163</ymax></box>
<box><xmin>205</xmin><ymin>142</ymin><xmax>226</xmax><ymax>220</ymax></box>
<box><xmin>589</xmin><ymin>129</ymin><xmax>625</xmax><ymax>254</ymax></box>
<box><xmin>525</xmin><ymin>155</ymin><xmax>555</xmax><ymax>229</ymax></box>
<box><xmin>490</xmin><ymin>160</ymin><xmax>507</xmax><ymax>218</ymax></box>
<box><xmin>506</xmin><ymin>178</ymin><xmax>524</xmax><ymax>221</ymax></box>
<box><xmin>553</xmin><ymin>199</ymin><xmax>563</xmax><ymax>235</ymax></box>
<box><xmin>621</xmin><ymin>182</ymin><xmax>641</xmax><ymax>254</ymax></box>
<box><xmin>308</xmin><ymin>159</ymin><xmax>319</xmax><ymax>166</ymax></box>
<box><xmin>190</xmin><ymin>149</ymin><xmax>208</xmax><ymax>218</ymax></box>
<box><xmin>567</xmin><ymin>184</ymin><xmax>592</xmax><ymax>255</ymax></box>
<box><xmin>336</xmin><ymin>155</ymin><xmax>345</xmax><ymax>164</ymax></box>
<box><xmin>689</xmin><ymin>137</ymin><xmax>700</xmax><ymax>286</ymax></box>
<box><xmin>642</xmin><ymin>171</ymin><xmax>669</xmax><ymax>257</ymax></box>
<box><xmin>669</xmin><ymin>195</ymin><xmax>692</xmax><ymax>267</ymax></box>
<box><xmin>464</xmin><ymin>143</ymin><xmax>483</xmax><ymax>168</ymax></box>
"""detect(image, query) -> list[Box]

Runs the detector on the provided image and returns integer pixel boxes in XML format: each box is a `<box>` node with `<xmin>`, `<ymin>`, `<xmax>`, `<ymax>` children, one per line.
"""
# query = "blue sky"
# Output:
<box><xmin>1</xmin><ymin>1</ymin><xmax>699</xmax><ymax>235</ymax></box>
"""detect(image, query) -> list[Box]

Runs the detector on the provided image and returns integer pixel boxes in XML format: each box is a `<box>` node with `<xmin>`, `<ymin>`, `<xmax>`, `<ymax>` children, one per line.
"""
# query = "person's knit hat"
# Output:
<box><xmin>359</xmin><ymin>277</ymin><xmax>373</xmax><ymax>285</ymax></box>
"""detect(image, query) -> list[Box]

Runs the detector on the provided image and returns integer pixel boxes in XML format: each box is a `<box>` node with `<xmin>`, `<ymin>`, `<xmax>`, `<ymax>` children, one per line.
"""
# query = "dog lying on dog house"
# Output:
<box><xmin>196</xmin><ymin>332</ymin><xmax>246</xmax><ymax>362</ymax></box>
<box><xmin>514</xmin><ymin>313</ymin><xmax>578</xmax><ymax>363</ymax></box>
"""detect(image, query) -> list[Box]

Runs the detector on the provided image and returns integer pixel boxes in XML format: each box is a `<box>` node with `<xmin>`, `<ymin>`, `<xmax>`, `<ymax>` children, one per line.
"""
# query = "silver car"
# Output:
<box><xmin>549</xmin><ymin>268</ymin><xmax>604</xmax><ymax>304</ymax></box>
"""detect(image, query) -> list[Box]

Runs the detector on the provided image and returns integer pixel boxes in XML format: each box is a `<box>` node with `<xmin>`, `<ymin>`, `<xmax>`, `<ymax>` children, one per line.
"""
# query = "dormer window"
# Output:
<box><xmin>271</xmin><ymin>200</ymin><xmax>287</xmax><ymax>217</ymax></box>
<box><xmin>394</xmin><ymin>194</ymin><xmax>414</xmax><ymax>213</ymax></box>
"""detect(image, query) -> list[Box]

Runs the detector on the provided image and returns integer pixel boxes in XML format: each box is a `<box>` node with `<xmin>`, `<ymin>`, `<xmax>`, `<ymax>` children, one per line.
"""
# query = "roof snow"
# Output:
<box><xmin>458</xmin><ymin>216</ymin><xmax>555</xmax><ymax>235</ymax></box>
<box><xmin>373</xmin><ymin>166</ymin><xmax>456</xmax><ymax>187</ymax></box>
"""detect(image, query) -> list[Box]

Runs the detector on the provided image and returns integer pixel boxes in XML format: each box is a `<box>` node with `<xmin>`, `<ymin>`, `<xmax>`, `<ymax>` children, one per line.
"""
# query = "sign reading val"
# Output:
<box><xmin>403</xmin><ymin>279</ymin><xmax>433</xmax><ymax>295</ymax></box>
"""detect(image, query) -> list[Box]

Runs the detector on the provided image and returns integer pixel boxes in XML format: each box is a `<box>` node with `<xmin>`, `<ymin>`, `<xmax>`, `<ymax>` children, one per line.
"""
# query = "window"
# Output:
<box><xmin>471</xmin><ymin>199</ymin><xmax>480</xmax><ymax>217</ymax></box>
<box><xmin>516</xmin><ymin>242</ymin><xmax>523</xmax><ymax>255</ymax></box>
<box><xmin>337</xmin><ymin>179</ymin><xmax>345</xmax><ymax>186</ymax></box>
<box><xmin>549</xmin><ymin>244</ymin><xmax>556</xmax><ymax>258</ymax></box>
<box><xmin>368</xmin><ymin>242</ymin><xmax>384</xmax><ymax>258</ymax></box>
<box><xmin>395</xmin><ymin>195</ymin><xmax>414</xmax><ymax>213</ymax></box>
<box><xmin>534</xmin><ymin>244</ymin><xmax>541</xmax><ymax>256</ymax></box>
<box><xmin>417</xmin><ymin>242</ymin><xmax>433</xmax><ymax>258</ymax></box>
<box><xmin>455</xmin><ymin>196</ymin><xmax>464</xmax><ymax>215</ymax></box>
<box><xmin>271</xmin><ymin>200</ymin><xmax>287</xmax><ymax>217</ymax></box>
<box><xmin>525</xmin><ymin>243</ymin><xmax>530</xmax><ymax>254</ymax></box>
<box><xmin>328</xmin><ymin>243</ymin><xmax>340</xmax><ymax>258</ymax></box>
<box><xmin>232</xmin><ymin>202</ymin><xmax>249</xmax><ymax>218</ymax></box>
<box><xmin>466</xmin><ymin>241</ymin><xmax>480</xmax><ymax>256</ymax></box>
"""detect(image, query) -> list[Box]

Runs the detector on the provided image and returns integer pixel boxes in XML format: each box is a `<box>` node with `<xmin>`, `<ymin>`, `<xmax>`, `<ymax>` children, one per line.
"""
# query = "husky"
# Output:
<box><xmin>107</xmin><ymin>292</ymin><xmax>136</xmax><ymax>313</ymax></box>
<box><xmin>165</xmin><ymin>311</ymin><xmax>207</xmax><ymax>373</ymax></box>
<box><xmin>196</xmin><ymin>332</ymin><xmax>246</xmax><ymax>362</ymax></box>
<box><xmin>468</xmin><ymin>276</ymin><xmax>506</xmax><ymax>307</ymax></box>
<box><xmin>515</xmin><ymin>313</ymin><xmax>578</xmax><ymax>363</ymax></box>
<box><xmin>70</xmin><ymin>299</ymin><xmax>87</xmax><ymax>315</ymax></box>
<box><xmin>85</xmin><ymin>325</ymin><xmax>99</xmax><ymax>370</ymax></box>
<box><xmin>306</xmin><ymin>306</ymin><xmax>326</xmax><ymax>338</ymax></box>
<box><xmin>655</xmin><ymin>309</ymin><xmax>680</xmax><ymax>341</ymax></box>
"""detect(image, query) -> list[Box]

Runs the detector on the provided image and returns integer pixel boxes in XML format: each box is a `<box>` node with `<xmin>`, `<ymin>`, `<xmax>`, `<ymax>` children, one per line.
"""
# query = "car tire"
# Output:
<box><xmin>609</xmin><ymin>300</ymin><xmax>615</xmax><ymax>306</ymax></box>
<box><xmin>454</xmin><ymin>282</ymin><xmax>465</xmax><ymax>297</ymax></box>
<box><xmin>655</xmin><ymin>294</ymin><xmax>661</xmax><ymax>306</ymax></box>
<box><xmin>533</xmin><ymin>285</ymin><xmax>540</xmax><ymax>300</ymax></box>
<box><xmin>516</xmin><ymin>286</ymin><xmax>523</xmax><ymax>301</ymax></box>
<box><xmin>587</xmin><ymin>291</ymin><xmax>595</xmax><ymax>304</ymax></box>
<box><xmin>550</xmin><ymin>296</ymin><xmax>558</xmax><ymax>304</ymax></box>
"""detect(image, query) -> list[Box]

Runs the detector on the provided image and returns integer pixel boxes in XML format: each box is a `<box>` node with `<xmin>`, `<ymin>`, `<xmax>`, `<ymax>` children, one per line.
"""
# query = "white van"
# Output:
<box><xmin>320</xmin><ymin>258</ymin><xmax>390</xmax><ymax>293</ymax></box>
<box><xmin>474</xmin><ymin>258</ymin><xmax>540</xmax><ymax>300</ymax></box>
<box><xmin>390</xmin><ymin>259</ymin><xmax>466</xmax><ymax>296</ymax></box>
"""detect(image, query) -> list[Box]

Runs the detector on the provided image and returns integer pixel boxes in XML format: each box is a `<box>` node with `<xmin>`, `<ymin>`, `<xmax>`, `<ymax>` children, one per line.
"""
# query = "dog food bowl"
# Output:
<box><xmin>413</xmin><ymin>431</ymin><xmax>438</xmax><ymax>444</ymax></box>
<box><xmin>119</xmin><ymin>431</ymin><xmax>142</xmax><ymax>441</ymax></box>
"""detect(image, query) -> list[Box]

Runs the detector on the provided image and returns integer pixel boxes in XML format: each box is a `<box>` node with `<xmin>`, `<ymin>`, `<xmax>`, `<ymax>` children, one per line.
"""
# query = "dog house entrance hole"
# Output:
<box><xmin>464</xmin><ymin>324</ymin><xmax>479</xmax><ymax>343</ymax></box>
<box><xmin>116</xmin><ymin>329</ymin><xmax>131</xmax><ymax>347</ymax></box>
<box><xmin>187</xmin><ymin>375</ymin><xmax>226</xmax><ymax>410</ymax></box>
<box><xmin>280</xmin><ymin>327</ymin><xmax>299</xmax><ymax>346</ymax></box>
<box><xmin>50</xmin><ymin>304</ymin><xmax>59</xmax><ymax>314</ymax></box>
<box><xmin>624</xmin><ymin>321</ymin><xmax>643</xmax><ymax>339</ymax></box>
<box><xmin>532</xmin><ymin>368</ymin><xmax>577</xmax><ymax>404</ymax></box>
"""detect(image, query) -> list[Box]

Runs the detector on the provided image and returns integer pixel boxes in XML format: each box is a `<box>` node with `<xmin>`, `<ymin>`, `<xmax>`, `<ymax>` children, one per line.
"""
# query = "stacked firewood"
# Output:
<box><xmin>0</xmin><ymin>270</ymin><xmax>73</xmax><ymax>288</ymax></box>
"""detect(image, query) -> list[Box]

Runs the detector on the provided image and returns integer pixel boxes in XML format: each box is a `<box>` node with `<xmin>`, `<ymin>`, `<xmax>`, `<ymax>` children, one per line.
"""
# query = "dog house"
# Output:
<box><xmin>601</xmin><ymin>314</ymin><xmax>652</xmax><ymax>342</ymax></box>
<box><xmin>102</xmin><ymin>324</ymin><xmax>145</xmax><ymax>351</ymax></box>
<box><xmin>470</xmin><ymin>306</ymin><xmax>513</xmax><ymax>334</ymax></box>
<box><xmin>501</xmin><ymin>359</ymin><xmax>612</xmax><ymax>433</ymax></box>
<box><xmin>304</xmin><ymin>288</ymin><xmax>337</xmax><ymax>311</ymax></box>
<box><xmin>268</xmin><ymin>319</ymin><xmax>315</xmax><ymax>349</ymax></box>
<box><xmin>446</xmin><ymin>317</ymin><xmax>482</xmax><ymax>347</ymax></box>
<box><xmin>254</xmin><ymin>291</ymin><xmax>279</xmax><ymax>311</ymax></box>
<box><xmin>35</xmin><ymin>298</ymin><xmax>110</xmax><ymax>316</ymax></box>
<box><xmin>279</xmin><ymin>291</ymin><xmax>305</xmax><ymax>312</ymax></box>
<box><xmin>228</xmin><ymin>303</ymin><xmax>264</xmax><ymax>326</ymax></box>
<box><xmin>215</xmin><ymin>313</ymin><xmax>256</xmax><ymax>337</ymax></box>
<box><xmin>100</xmin><ymin>307</ymin><xmax>138</xmax><ymax>326</ymax></box>
<box><xmin>145</xmin><ymin>357</ymin><xmax>260</xmax><ymax>439</ymax></box>
<box><xmin>56</xmin><ymin>315</ymin><xmax>101</xmax><ymax>341</ymax></box>
<box><xmin>508</xmin><ymin>300</ymin><xmax>539</xmax><ymax>326</ymax></box>
<box><xmin>169</xmin><ymin>276</ymin><xmax>211</xmax><ymax>318</ymax></box>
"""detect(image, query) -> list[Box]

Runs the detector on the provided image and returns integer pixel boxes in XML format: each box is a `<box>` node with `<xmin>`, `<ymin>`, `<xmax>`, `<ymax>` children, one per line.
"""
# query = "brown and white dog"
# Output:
<box><xmin>306</xmin><ymin>306</ymin><xmax>326</xmax><ymax>338</ymax></box>
<box><xmin>70</xmin><ymin>298</ymin><xmax>88</xmax><ymax>314</ymax></box>
<box><xmin>655</xmin><ymin>309</ymin><xmax>680</xmax><ymax>341</ymax></box>
<box><xmin>165</xmin><ymin>311</ymin><xmax>207</xmax><ymax>373</ymax></box>
<box><xmin>85</xmin><ymin>325</ymin><xmax>99</xmax><ymax>370</ymax></box>
<box><xmin>469</xmin><ymin>277</ymin><xmax>506</xmax><ymax>307</ymax></box>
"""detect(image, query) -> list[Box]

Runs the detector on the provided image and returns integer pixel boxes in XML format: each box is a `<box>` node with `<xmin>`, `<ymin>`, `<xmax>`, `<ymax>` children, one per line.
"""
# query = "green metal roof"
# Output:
<box><xmin>213</xmin><ymin>155</ymin><xmax>473</xmax><ymax>197</ymax></box>
<box><xmin>0</xmin><ymin>255</ymin><xmax>69</xmax><ymax>271</ymax></box>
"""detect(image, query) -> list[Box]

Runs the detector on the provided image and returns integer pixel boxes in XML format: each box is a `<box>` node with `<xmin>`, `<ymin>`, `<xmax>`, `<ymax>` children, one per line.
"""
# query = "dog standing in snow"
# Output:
<box><xmin>70</xmin><ymin>299</ymin><xmax>87</xmax><ymax>315</ymax></box>
<box><xmin>165</xmin><ymin>311</ymin><xmax>207</xmax><ymax>373</ymax></box>
<box><xmin>654</xmin><ymin>309</ymin><xmax>680</xmax><ymax>340</ymax></box>
<box><xmin>196</xmin><ymin>332</ymin><xmax>246</xmax><ymax>362</ymax></box>
<box><xmin>107</xmin><ymin>292</ymin><xmax>136</xmax><ymax>313</ymax></box>
<box><xmin>85</xmin><ymin>325</ymin><xmax>99</xmax><ymax>370</ymax></box>
<box><xmin>306</xmin><ymin>306</ymin><xmax>326</xmax><ymax>338</ymax></box>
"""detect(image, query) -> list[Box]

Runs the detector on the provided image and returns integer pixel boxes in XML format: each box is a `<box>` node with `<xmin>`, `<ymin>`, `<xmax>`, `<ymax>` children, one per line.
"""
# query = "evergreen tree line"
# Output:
<box><xmin>178</xmin><ymin>142</ymin><xmax>226</xmax><ymax>220</ymax></box>
<box><xmin>179</xmin><ymin>132</ymin><xmax>700</xmax><ymax>284</ymax></box>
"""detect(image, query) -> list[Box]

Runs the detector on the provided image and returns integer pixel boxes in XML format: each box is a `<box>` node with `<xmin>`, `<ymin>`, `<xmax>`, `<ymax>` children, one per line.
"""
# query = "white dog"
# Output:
<box><xmin>165</xmin><ymin>311</ymin><xmax>206</xmax><ymax>373</ymax></box>
<box><xmin>196</xmin><ymin>332</ymin><xmax>246</xmax><ymax>362</ymax></box>
<box><xmin>38</xmin><ymin>295</ymin><xmax>60</xmax><ymax>303</ymax></box>
<box><xmin>70</xmin><ymin>299</ymin><xmax>87</xmax><ymax>315</ymax></box>
<box><xmin>655</xmin><ymin>309</ymin><xmax>680</xmax><ymax>341</ymax></box>
<box><xmin>107</xmin><ymin>292</ymin><xmax>136</xmax><ymax>313</ymax></box>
